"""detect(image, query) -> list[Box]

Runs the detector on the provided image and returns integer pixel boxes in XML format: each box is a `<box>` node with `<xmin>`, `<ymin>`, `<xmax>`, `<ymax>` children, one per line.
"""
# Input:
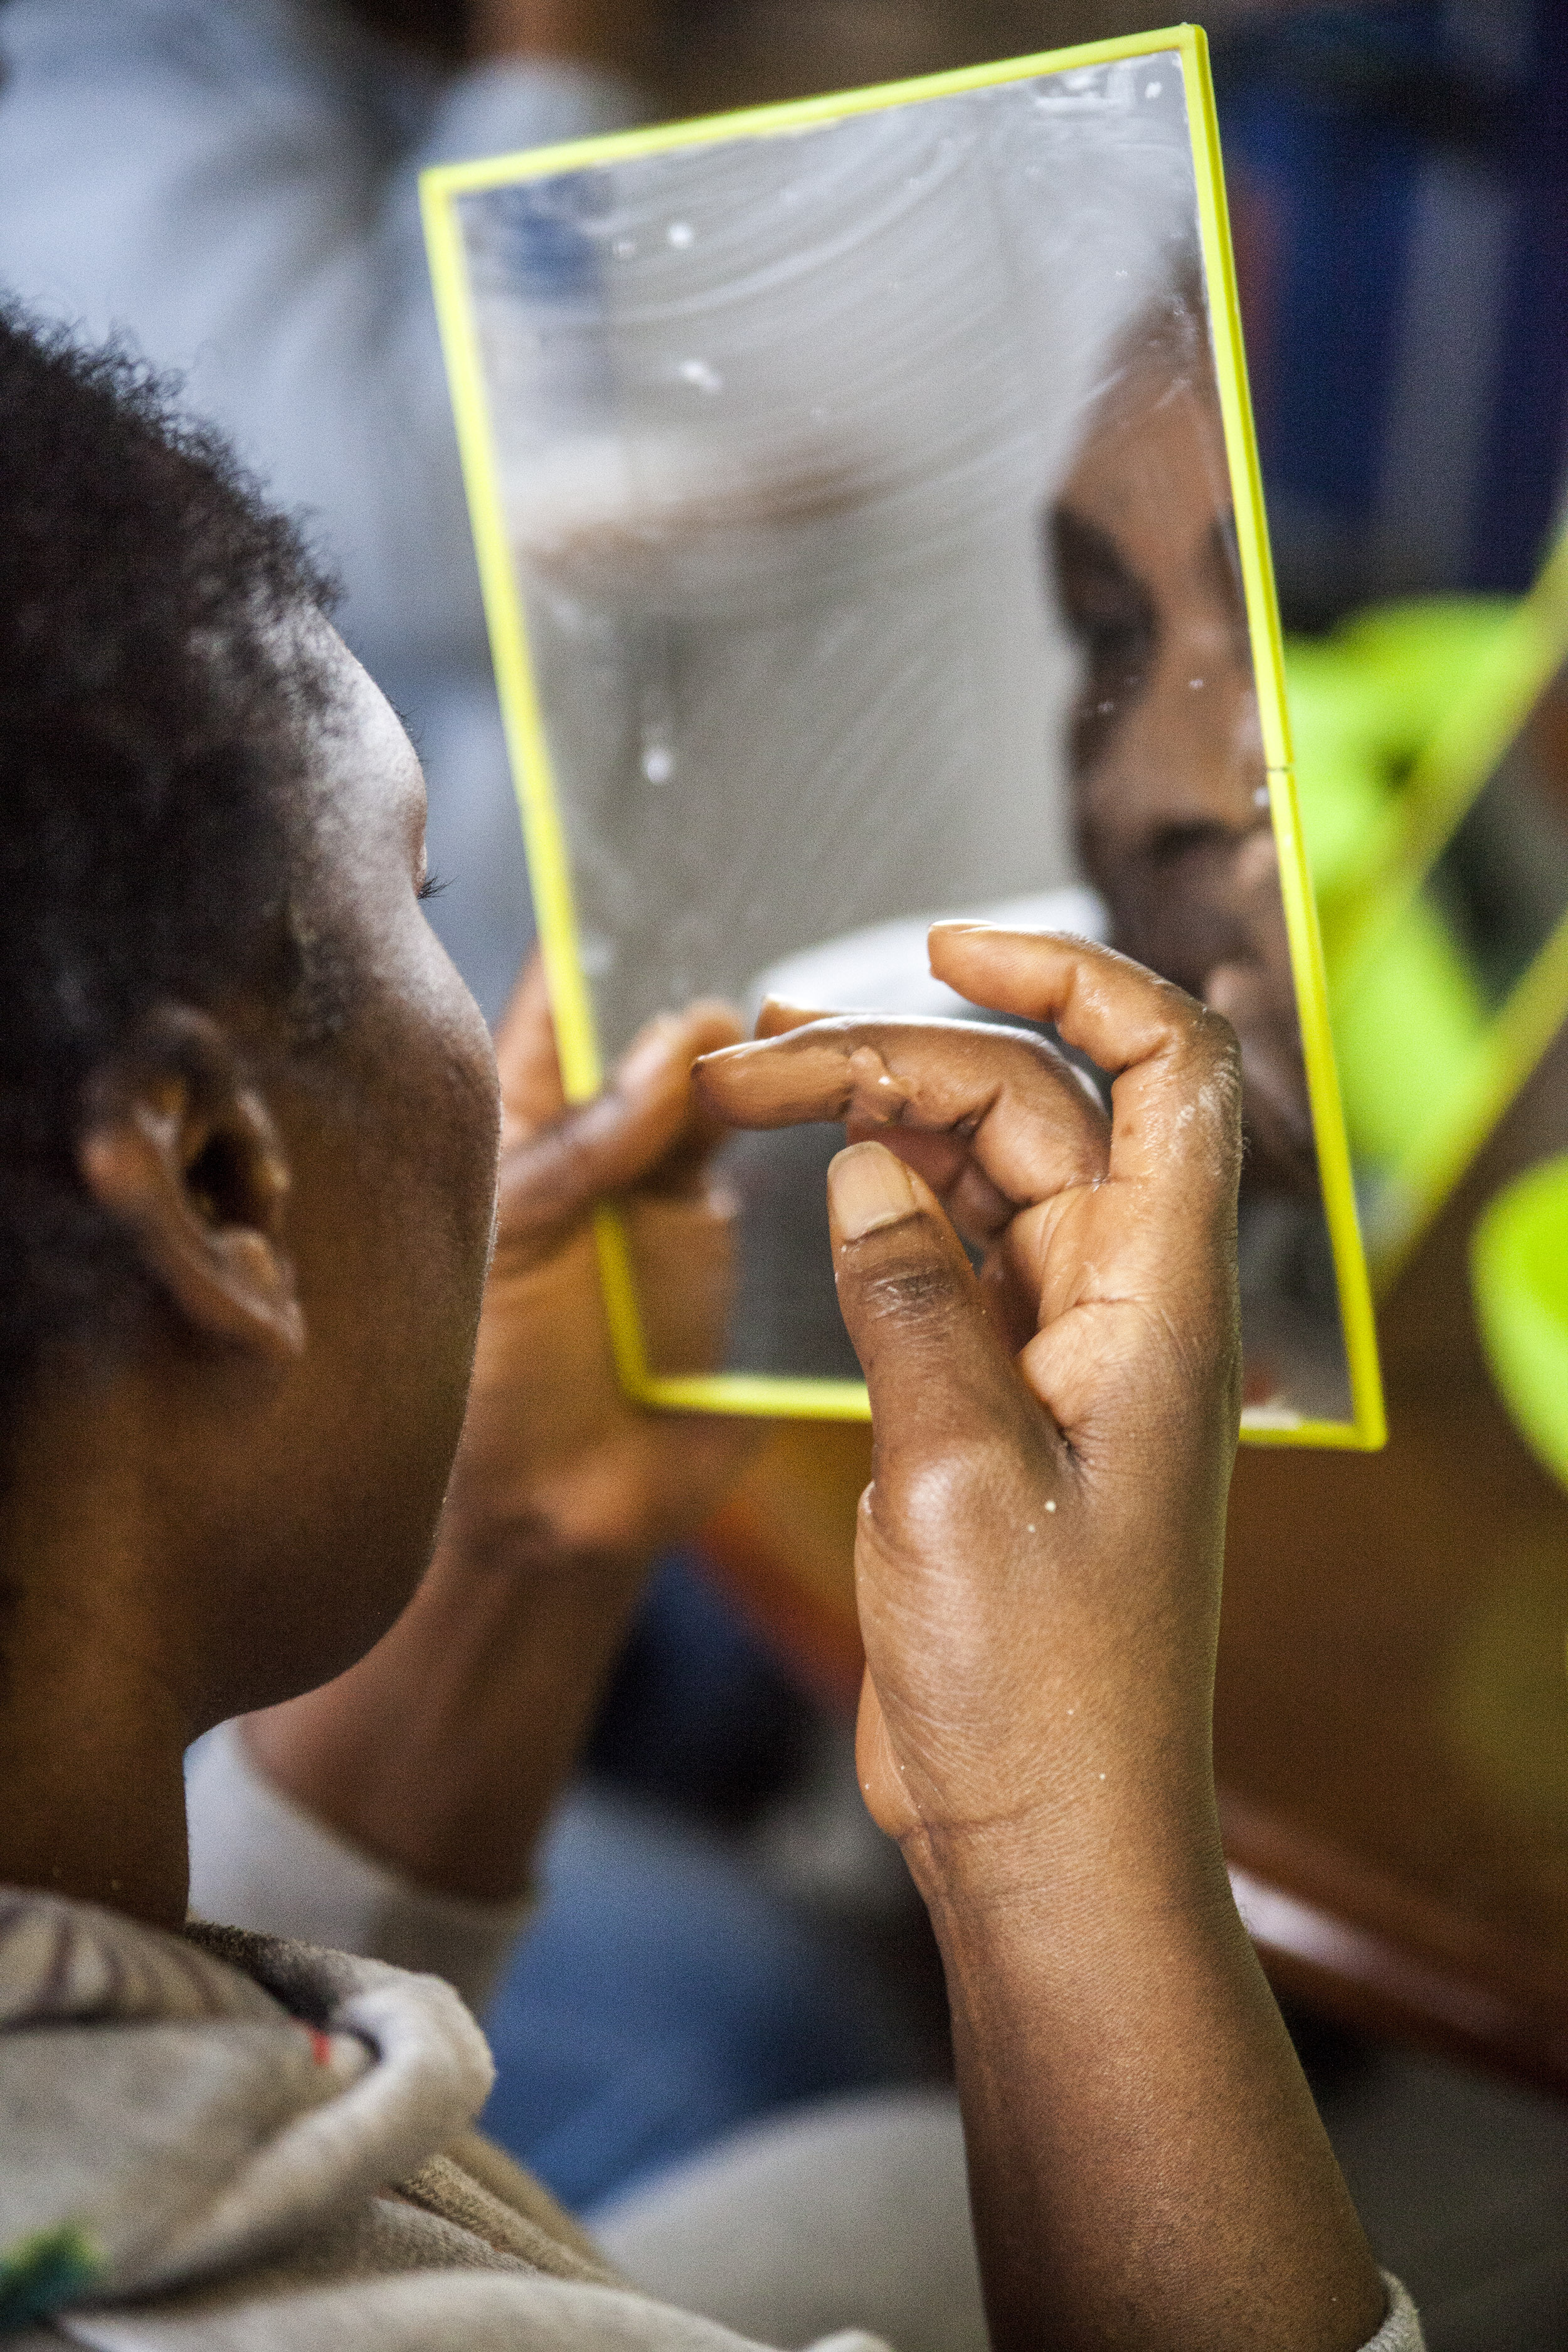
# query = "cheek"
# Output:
<box><xmin>274</xmin><ymin>1003</ymin><xmax>497</xmax><ymax>1682</ymax></box>
<box><xmin>1081</xmin><ymin>662</ymin><xmax>1263</xmax><ymax>852</ymax></box>
<box><xmin>305</xmin><ymin>942</ymin><xmax>499</xmax><ymax>1462</ymax></box>
<box><xmin>378</xmin><ymin>967</ymin><xmax>501</xmax><ymax>1362</ymax></box>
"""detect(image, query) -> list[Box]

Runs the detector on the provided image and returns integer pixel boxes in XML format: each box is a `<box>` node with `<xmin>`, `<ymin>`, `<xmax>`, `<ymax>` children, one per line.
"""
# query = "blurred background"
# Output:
<box><xmin>10</xmin><ymin>2</ymin><xmax>1568</xmax><ymax>2344</ymax></box>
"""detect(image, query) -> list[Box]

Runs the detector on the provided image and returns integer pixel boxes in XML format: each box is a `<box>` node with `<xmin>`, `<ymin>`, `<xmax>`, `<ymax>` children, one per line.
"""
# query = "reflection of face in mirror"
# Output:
<box><xmin>1051</xmin><ymin>295</ymin><xmax>1317</xmax><ymax>1199</ymax></box>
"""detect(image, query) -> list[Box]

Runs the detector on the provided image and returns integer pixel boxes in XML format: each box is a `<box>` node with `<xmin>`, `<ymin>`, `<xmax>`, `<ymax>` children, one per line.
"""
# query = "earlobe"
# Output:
<box><xmin>77</xmin><ymin>1007</ymin><xmax>305</xmax><ymax>1362</ymax></box>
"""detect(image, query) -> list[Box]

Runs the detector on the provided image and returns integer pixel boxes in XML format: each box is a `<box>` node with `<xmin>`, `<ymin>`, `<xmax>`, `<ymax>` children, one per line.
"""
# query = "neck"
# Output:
<box><xmin>0</xmin><ymin>1396</ymin><xmax>191</xmax><ymax>1932</ymax></box>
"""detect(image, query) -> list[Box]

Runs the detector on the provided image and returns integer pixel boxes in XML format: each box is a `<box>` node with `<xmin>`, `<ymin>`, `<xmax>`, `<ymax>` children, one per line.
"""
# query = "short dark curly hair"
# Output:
<box><xmin>0</xmin><ymin>307</ymin><xmax>343</xmax><ymax>1431</ymax></box>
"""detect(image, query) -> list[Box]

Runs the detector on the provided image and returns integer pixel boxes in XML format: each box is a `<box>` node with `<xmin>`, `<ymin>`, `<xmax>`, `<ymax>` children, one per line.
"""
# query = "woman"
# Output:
<box><xmin>0</xmin><ymin>313</ymin><xmax>1414</xmax><ymax>2349</ymax></box>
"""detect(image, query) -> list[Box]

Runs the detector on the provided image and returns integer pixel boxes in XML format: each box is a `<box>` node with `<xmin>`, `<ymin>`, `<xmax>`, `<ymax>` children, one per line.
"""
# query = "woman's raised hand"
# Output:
<box><xmin>696</xmin><ymin>924</ymin><xmax>1244</xmax><ymax>1870</ymax></box>
<box><xmin>697</xmin><ymin>928</ymin><xmax>1387</xmax><ymax>2352</ymax></box>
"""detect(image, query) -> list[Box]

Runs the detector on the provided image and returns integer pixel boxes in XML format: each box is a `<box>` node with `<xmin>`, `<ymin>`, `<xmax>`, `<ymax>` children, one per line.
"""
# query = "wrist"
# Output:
<box><xmin>432</xmin><ymin>1496</ymin><xmax>654</xmax><ymax>1594</ymax></box>
<box><xmin>901</xmin><ymin>1771</ymin><xmax>1232</xmax><ymax>1959</ymax></box>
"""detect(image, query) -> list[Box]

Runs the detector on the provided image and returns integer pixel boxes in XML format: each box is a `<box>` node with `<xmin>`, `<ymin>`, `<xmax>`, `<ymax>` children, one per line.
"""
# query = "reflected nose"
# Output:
<box><xmin>1162</xmin><ymin>642</ymin><xmax>1266</xmax><ymax>828</ymax></box>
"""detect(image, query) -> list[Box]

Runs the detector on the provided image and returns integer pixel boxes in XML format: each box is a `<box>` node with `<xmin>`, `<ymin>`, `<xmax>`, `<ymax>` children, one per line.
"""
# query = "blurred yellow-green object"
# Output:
<box><xmin>1471</xmin><ymin>1154</ymin><xmax>1568</xmax><ymax>1491</ymax></box>
<box><xmin>1286</xmin><ymin>600</ymin><xmax>1516</xmax><ymax>1181</ymax></box>
<box><xmin>1287</xmin><ymin>598</ymin><xmax>1517</xmax><ymax>905</ymax></box>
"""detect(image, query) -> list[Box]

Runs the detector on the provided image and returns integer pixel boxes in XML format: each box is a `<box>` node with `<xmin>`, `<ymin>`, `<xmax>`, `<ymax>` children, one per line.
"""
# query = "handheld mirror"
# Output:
<box><xmin>423</xmin><ymin>26</ymin><xmax>1384</xmax><ymax>1447</ymax></box>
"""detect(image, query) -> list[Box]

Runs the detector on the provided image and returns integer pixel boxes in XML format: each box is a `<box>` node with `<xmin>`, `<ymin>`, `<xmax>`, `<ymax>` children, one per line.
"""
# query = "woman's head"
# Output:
<box><xmin>0</xmin><ymin>314</ymin><xmax>499</xmax><ymax>1729</ymax></box>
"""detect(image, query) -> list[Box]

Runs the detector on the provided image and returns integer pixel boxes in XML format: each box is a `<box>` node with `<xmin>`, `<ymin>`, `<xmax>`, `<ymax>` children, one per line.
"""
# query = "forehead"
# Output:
<box><xmin>300</xmin><ymin>618</ymin><xmax>425</xmax><ymax>845</ymax></box>
<box><xmin>1061</xmin><ymin>356</ymin><xmax>1233</xmax><ymax>592</ymax></box>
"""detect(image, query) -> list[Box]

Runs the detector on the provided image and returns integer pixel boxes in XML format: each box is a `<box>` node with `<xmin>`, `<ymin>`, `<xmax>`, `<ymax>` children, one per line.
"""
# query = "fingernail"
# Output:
<box><xmin>829</xmin><ymin>1143</ymin><xmax>918</xmax><ymax>1239</ymax></box>
<box><xmin>757</xmin><ymin>995</ymin><xmax>833</xmax><ymax>1027</ymax></box>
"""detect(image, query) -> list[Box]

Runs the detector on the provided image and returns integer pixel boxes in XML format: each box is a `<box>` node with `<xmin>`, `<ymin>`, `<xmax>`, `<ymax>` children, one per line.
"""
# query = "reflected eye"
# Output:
<box><xmin>418</xmin><ymin>870</ymin><xmax>450</xmax><ymax>903</ymax></box>
<box><xmin>1148</xmin><ymin>820</ymin><xmax>1234</xmax><ymax>871</ymax></box>
<box><xmin>1049</xmin><ymin>504</ymin><xmax>1158</xmax><ymax>770</ymax></box>
<box><xmin>1051</xmin><ymin>509</ymin><xmax>1156</xmax><ymax>660</ymax></box>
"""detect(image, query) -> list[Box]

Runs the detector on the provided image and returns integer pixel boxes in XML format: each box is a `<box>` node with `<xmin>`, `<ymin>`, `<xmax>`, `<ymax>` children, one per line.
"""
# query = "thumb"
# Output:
<box><xmin>828</xmin><ymin>1142</ymin><xmax>1054</xmax><ymax>1494</ymax></box>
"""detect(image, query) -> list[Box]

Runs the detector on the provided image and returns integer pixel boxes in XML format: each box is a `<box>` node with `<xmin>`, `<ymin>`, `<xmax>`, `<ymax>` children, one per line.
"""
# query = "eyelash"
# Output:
<box><xmin>418</xmin><ymin>870</ymin><xmax>450</xmax><ymax>901</ymax></box>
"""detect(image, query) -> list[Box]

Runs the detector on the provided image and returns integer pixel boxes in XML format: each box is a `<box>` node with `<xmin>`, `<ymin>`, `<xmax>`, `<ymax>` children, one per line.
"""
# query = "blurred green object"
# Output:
<box><xmin>1286</xmin><ymin>600</ymin><xmax>1516</xmax><ymax>1184</ymax></box>
<box><xmin>1287</xmin><ymin>599</ymin><xmax>1516</xmax><ymax>903</ymax></box>
<box><xmin>1471</xmin><ymin>1154</ymin><xmax>1568</xmax><ymax>1492</ymax></box>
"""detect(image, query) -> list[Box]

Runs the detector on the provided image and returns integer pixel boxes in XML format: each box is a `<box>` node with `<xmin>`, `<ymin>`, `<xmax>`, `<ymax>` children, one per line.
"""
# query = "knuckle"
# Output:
<box><xmin>842</xmin><ymin>1233</ymin><xmax>968</xmax><ymax>1331</ymax></box>
<box><xmin>1179</xmin><ymin>1005</ymin><xmax>1246</xmax><ymax>1130</ymax></box>
<box><xmin>1194</xmin><ymin>998</ymin><xmax>1243</xmax><ymax>1074</ymax></box>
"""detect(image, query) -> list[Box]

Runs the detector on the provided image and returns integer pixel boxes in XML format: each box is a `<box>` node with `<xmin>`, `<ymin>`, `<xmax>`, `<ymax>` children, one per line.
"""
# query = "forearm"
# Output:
<box><xmin>916</xmin><ymin>1806</ymin><xmax>1387</xmax><ymax>2352</ymax></box>
<box><xmin>242</xmin><ymin>1527</ymin><xmax>652</xmax><ymax>1903</ymax></box>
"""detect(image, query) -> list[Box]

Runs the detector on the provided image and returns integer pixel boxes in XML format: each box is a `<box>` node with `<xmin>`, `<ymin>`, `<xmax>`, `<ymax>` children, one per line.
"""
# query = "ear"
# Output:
<box><xmin>77</xmin><ymin>1007</ymin><xmax>305</xmax><ymax>1362</ymax></box>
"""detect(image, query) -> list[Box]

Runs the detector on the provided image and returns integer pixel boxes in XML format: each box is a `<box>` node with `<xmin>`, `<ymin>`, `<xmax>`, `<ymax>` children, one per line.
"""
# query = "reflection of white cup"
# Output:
<box><xmin>745</xmin><ymin>886</ymin><xmax>1109</xmax><ymax>1029</ymax></box>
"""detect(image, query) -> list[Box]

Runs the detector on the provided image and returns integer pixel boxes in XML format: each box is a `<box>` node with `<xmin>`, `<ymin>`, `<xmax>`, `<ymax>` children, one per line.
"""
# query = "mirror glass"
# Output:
<box><xmin>448</xmin><ymin>51</ymin><xmax>1357</xmax><ymax>1428</ymax></box>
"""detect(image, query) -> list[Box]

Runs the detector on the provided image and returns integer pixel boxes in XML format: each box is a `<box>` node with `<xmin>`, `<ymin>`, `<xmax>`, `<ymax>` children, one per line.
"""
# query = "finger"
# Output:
<box><xmin>827</xmin><ymin>1141</ymin><xmax>1056</xmax><ymax>1513</ymax></box>
<box><xmin>495</xmin><ymin>998</ymin><xmax>741</xmax><ymax>1265</ymax></box>
<box><xmin>494</xmin><ymin>952</ymin><xmax>568</xmax><ymax>1135</ymax></box>
<box><xmin>926</xmin><ymin>926</ymin><xmax>1242</xmax><ymax>1218</ymax></box>
<box><xmin>754</xmin><ymin>996</ymin><xmax>834</xmax><ymax>1039</ymax></box>
<box><xmin>696</xmin><ymin>1016</ymin><xmax>1109</xmax><ymax>1226</ymax></box>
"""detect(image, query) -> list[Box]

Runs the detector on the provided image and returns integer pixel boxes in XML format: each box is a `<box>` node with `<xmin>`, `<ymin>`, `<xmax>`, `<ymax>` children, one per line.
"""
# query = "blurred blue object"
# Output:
<box><xmin>480</xmin><ymin>1784</ymin><xmax>913</xmax><ymax>2213</ymax></box>
<box><xmin>1214</xmin><ymin>1</ymin><xmax>1568</xmax><ymax>620</ymax></box>
<box><xmin>584</xmin><ymin>1551</ymin><xmax>818</xmax><ymax>1831</ymax></box>
<box><xmin>0</xmin><ymin>0</ymin><xmax>639</xmax><ymax>1028</ymax></box>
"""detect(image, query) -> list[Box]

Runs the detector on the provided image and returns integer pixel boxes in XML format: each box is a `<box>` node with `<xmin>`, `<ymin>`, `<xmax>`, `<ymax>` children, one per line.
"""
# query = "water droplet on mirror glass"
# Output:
<box><xmin>667</xmin><ymin>220</ymin><xmax>694</xmax><ymax>247</ymax></box>
<box><xmin>677</xmin><ymin>357</ymin><xmax>723</xmax><ymax>394</ymax></box>
<box><xmin>612</xmin><ymin>235</ymin><xmax>636</xmax><ymax>258</ymax></box>
<box><xmin>1145</xmin><ymin>80</ymin><xmax>1163</xmax><ymax>97</ymax></box>
<box><xmin>1254</xmin><ymin>785</ymin><xmax>1271</xmax><ymax>808</ymax></box>
<box><xmin>642</xmin><ymin>744</ymin><xmax>674</xmax><ymax>784</ymax></box>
